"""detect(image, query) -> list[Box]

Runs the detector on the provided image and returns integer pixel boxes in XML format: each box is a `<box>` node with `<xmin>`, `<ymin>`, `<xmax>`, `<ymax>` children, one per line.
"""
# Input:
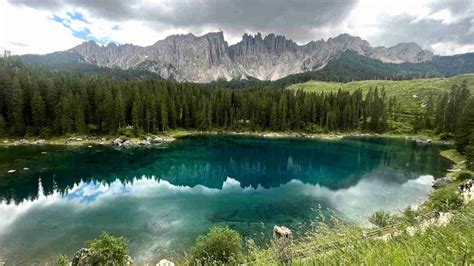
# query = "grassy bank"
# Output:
<box><xmin>286</xmin><ymin>203</ymin><xmax>474</xmax><ymax>265</ymax></box>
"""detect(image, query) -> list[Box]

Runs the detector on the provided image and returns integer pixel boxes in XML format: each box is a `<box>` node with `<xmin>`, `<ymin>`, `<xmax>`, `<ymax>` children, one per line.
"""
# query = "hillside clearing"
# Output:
<box><xmin>288</xmin><ymin>74</ymin><xmax>474</xmax><ymax>115</ymax></box>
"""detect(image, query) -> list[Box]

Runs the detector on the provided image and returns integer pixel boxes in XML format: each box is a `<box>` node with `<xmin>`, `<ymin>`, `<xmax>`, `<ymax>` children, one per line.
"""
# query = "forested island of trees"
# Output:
<box><xmin>0</xmin><ymin>57</ymin><xmax>473</xmax><ymax>169</ymax></box>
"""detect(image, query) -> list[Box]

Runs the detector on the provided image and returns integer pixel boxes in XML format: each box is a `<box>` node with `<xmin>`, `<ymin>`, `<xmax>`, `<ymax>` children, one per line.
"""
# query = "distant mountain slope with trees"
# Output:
<box><xmin>209</xmin><ymin>51</ymin><xmax>474</xmax><ymax>89</ymax></box>
<box><xmin>19</xmin><ymin>49</ymin><xmax>474</xmax><ymax>89</ymax></box>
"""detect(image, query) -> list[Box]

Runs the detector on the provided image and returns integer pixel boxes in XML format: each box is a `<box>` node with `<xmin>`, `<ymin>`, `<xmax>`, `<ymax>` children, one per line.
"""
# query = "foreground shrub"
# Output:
<box><xmin>369</xmin><ymin>211</ymin><xmax>392</xmax><ymax>227</ymax></box>
<box><xmin>188</xmin><ymin>226</ymin><xmax>243</xmax><ymax>265</ymax></box>
<box><xmin>85</xmin><ymin>232</ymin><xmax>129</xmax><ymax>265</ymax></box>
<box><xmin>402</xmin><ymin>206</ymin><xmax>417</xmax><ymax>225</ymax></box>
<box><xmin>427</xmin><ymin>188</ymin><xmax>463</xmax><ymax>212</ymax></box>
<box><xmin>56</xmin><ymin>254</ymin><xmax>69</xmax><ymax>266</ymax></box>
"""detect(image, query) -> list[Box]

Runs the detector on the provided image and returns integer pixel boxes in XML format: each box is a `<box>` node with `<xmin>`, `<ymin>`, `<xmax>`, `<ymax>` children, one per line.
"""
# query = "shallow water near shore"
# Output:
<box><xmin>0</xmin><ymin>136</ymin><xmax>451</xmax><ymax>263</ymax></box>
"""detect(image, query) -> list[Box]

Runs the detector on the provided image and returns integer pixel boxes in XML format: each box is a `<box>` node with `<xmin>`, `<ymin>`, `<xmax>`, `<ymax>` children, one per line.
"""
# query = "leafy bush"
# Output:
<box><xmin>56</xmin><ymin>254</ymin><xmax>69</xmax><ymax>266</ymax></box>
<box><xmin>402</xmin><ymin>206</ymin><xmax>417</xmax><ymax>225</ymax></box>
<box><xmin>457</xmin><ymin>172</ymin><xmax>472</xmax><ymax>181</ymax></box>
<box><xmin>369</xmin><ymin>211</ymin><xmax>393</xmax><ymax>227</ymax></box>
<box><xmin>427</xmin><ymin>188</ymin><xmax>463</xmax><ymax>212</ymax></box>
<box><xmin>85</xmin><ymin>232</ymin><xmax>129</xmax><ymax>265</ymax></box>
<box><xmin>188</xmin><ymin>226</ymin><xmax>243</xmax><ymax>265</ymax></box>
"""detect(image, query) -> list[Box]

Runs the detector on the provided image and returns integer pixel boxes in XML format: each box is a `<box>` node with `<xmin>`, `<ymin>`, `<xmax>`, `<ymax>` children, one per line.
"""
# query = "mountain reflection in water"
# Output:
<box><xmin>0</xmin><ymin>136</ymin><xmax>451</xmax><ymax>264</ymax></box>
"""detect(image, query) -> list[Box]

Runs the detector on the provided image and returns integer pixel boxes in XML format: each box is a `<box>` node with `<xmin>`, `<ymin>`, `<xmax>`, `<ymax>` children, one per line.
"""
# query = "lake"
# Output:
<box><xmin>0</xmin><ymin>136</ymin><xmax>452</xmax><ymax>263</ymax></box>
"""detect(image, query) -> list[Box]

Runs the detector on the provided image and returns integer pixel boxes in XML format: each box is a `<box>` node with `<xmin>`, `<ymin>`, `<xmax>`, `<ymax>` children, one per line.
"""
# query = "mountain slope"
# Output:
<box><xmin>209</xmin><ymin>51</ymin><xmax>473</xmax><ymax>89</ymax></box>
<box><xmin>23</xmin><ymin>32</ymin><xmax>436</xmax><ymax>83</ymax></box>
<box><xmin>288</xmin><ymin>73</ymin><xmax>474</xmax><ymax>117</ymax></box>
<box><xmin>22</xmin><ymin>52</ymin><xmax>161</xmax><ymax>80</ymax></box>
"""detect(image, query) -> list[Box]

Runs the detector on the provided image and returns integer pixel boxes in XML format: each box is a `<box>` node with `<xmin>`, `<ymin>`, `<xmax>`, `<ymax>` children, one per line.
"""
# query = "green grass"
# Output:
<box><xmin>440</xmin><ymin>149</ymin><xmax>466</xmax><ymax>165</ymax></box>
<box><xmin>294</xmin><ymin>204</ymin><xmax>474</xmax><ymax>265</ymax></box>
<box><xmin>249</xmin><ymin>202</ymin><xmax>474</xmax><ymax>265</ymax></box>
<box><xmin>248</xmin><ymin>170</ymin><xmax>473</xmax><ymax>265</ymax></box>
<box><xmin>289</xmin><ymin>74</ymin><xmax>474</xmax><ymax>115</ymax></box>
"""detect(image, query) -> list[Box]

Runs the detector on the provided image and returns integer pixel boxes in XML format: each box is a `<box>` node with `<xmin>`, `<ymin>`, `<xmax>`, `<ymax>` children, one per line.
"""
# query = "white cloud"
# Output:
<box><xmin>342</xmin><ymin>0</ymin><xmax>434</xmax><ymax>46</ymax></box>
<box><xmin>0</xmin><ymin>0</ymin><xmax>83</xmax><ymax>55</ymax></box>
<box><xmin>2</xmin><ymin>0</ymin><xmax>473</xmax><ymax>55</ymax></box>
<box><xmin>431</xmin><ymin>41</ymin><xmax>474</xmax><ymax>56</ymax></box>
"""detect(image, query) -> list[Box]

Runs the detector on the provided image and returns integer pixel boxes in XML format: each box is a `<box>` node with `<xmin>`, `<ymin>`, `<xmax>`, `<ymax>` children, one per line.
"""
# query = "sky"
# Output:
<box><xmin>0</xmin><ymin>0</ymin><xmax>473</xmax><ymax>55</ymax></box>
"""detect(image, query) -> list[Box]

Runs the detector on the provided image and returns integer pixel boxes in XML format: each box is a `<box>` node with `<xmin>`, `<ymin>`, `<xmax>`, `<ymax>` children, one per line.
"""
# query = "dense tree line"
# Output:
<box><xmin>426</xmin><ymin>80</ymin><xmax>474</xmax><ymax>169</ymax></box>
<box><xmin>1</xmin><ymin>57</ymin><xmax>472</xmax><ymax>168</ymax></box>
<box><xmin>0</xmin><ymin>57</ymin><xmax>390</xmax><ymax>138</ymax></box>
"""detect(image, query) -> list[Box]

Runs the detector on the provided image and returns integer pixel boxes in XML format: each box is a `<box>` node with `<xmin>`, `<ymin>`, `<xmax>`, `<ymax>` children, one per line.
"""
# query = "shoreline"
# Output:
<box><xmin>0</xmin><ymin>131</ymin><xmax>468</xmax><ymax>264</ymax></box>
<box><xmin>0</xmin><ymin>130</ymin><xmax>453</xmax><ymax>147</ymax></box>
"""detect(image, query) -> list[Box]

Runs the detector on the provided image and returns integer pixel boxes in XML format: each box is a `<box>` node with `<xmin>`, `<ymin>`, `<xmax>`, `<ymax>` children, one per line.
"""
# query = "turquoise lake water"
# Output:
<box><xmin>0</xmin><ymin>136</ymin><xmax>451</xmax><ymax>263</ymax></box>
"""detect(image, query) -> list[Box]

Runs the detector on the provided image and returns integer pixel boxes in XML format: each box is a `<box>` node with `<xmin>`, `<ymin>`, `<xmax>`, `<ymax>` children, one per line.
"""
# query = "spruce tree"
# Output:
<box><xmin>114</xmin><ymin>90</ymin><xmax>126</xmax><ymax>129</ymax></box>
<box><xmin>466</xmin><ymin>131</ymin><xmax>474</xmax><ymax>170</ymax></box>
<box><xmin>435</xmin><ymin>93</ymin><xmax>448</xmax><ymax>133</ymax></box>
<box><xmin>455</xmin><ymin>98</ymin><xmax>474</xmax><ymax>153</ymax></box>
<box><xmin>30</xmin><ymin>90</ymin><xmax>46</xmax><ymax>133</ymax></box>
<box><xmin>8</xmin><ymin>77</ymin><xmax>25</xmax><ymax>135</ymax></box>
<box><xmin>160</xmin><ymin>101</ymin><xmax>168</xmax><ymax>131</ymax></box>
<box><xmin>270</xmin><ymin>103</ymin><xmax>278</xmax><ymax>130</ymax></box>
<box><xmin>75</xmin><ymin>101</ymin><xmax>86</xmax><ymax>134</ymax></box>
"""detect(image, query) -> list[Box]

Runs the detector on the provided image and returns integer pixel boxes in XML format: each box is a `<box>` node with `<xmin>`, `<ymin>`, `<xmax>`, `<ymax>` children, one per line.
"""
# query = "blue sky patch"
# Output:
<box><xmin>67</xmin><ymin>11</ymin><xmax>89</xmax><ymax>23</ymax></box>
<box><xmin>50</xmin><ymin>12</ymin><xmax>110</xmax><ymax>45</ymax></box>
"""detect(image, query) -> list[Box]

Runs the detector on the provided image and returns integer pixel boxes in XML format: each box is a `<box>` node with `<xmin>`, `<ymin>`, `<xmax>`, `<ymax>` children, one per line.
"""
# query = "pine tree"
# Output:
<box><xmin>56</xmin><ymin>92</ymin><xmax>74</xmax><ymax>134</ymax></box>
<box><xmin>30</xmin><ymin>90</ymin><xmax>46</xmax><ymax>133</ymax></box>
<box><xmin>131</xmin><ymin>92</ymin><xmax>142</xmax><ymax>131</ymax></box>
<box><xmin>435</xmin><ymin>93</ymin><xmax>448</xmax><ymax>133</ymax></box>
<box><xmin>8</xmin><ymin>77</ymin><xmax>25</xmax><ymax>135</ymax></box>
<box><xmin>102</xmin><ymin>89</ymin><xmax>115</xmax><ymax>133</ymax></box>
<box><xmin>270</xmin><ymin>103</ymin><xmax>278</xmax><ymax>130</ymax></box>
<box><xmin>278</xmin><ymin>95</ymin><xmax>288</xmax><ymax>131</ymax></box>
<box><xmin>455</xmin><ymin>98</ymin><xmax>474</xmax><ymax>153</ymax></box>
<box><xmin>75</xmin><ymin>101</ymin><xmax>86</xmax><ymax>133</ymax></box>
<box><xmin>167</xmin><ymin>96</ymin><xmax>177</xmax><ymax>129</ymax></box>
<box><xmin>423</xmin><ymin>94</ymin><xmax>434</xmax><ymax>130</ymax></box>
<box><xmin>412</xmin><ymin>113</ymin><xmax>423</xmax><ymax>134</ymax></box>
<box><xmin>114</xmin><ymin>90</ymin><xmax>126</xmax><ymax>129</ymax></box>
<box><xmin>160</xmin><ymin>100</ymin><xmax>168</xmax><ymax>131</ymax></box>
<box><xmin>466</xmin><ymin>131</ymin><xmax>474</xmax><ymax>170</ymax></box>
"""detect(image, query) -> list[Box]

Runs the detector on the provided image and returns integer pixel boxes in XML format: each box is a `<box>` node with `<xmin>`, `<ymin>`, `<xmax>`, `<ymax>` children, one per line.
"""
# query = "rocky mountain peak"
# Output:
<box><xmin>65</xmin><ymin>31</ymin><xmax>435</xmax><ymax>82</ymax></box>
<box><xmin>372</xmin><ymin>42</ymin><xmax>433</xmax><ymax>63</ymax></box>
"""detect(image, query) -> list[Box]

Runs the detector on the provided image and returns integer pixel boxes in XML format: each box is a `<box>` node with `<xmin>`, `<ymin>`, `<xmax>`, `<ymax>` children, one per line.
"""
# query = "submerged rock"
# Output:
<box><xmin>144</xmin><ymin>220</ymin><xmax>173</xmax><ymax>235</ymax></box>
<box><xmin>157</xmin><ymin>259</ymin><xmax>175</xmax><ymax>266</ymax></box>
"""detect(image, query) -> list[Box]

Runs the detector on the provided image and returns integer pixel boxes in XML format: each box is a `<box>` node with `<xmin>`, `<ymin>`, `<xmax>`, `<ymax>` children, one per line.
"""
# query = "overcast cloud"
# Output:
<box><xmin>1</xmin><ymin>0</ymin><xmax>473</xmax><ymax>55</ymax></box>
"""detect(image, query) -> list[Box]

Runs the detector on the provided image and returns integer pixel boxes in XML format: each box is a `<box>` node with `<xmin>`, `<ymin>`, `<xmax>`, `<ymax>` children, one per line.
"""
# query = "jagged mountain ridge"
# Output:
<box><xmin>66</xmin><ymin>32</ymin><xmax>433</xmax><ymax>82</ymax></box>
